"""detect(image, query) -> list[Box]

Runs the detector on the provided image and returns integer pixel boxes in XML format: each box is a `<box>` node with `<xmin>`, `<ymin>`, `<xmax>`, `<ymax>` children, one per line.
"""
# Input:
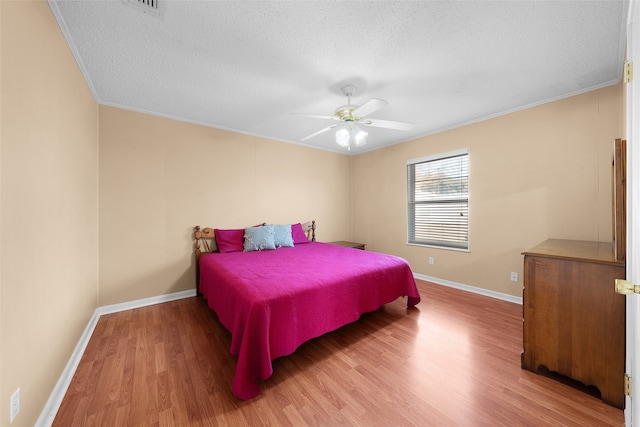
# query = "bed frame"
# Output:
<box><xmin>193</xmin><ymin>221</ymin><xmax>316</xmax><ymax>293</ymax></box>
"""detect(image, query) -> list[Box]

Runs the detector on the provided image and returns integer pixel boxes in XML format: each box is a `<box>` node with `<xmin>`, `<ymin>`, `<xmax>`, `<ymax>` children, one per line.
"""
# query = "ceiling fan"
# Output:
<box><xmin>294</xmin><ymin>84</ymin><xmax>414</xmax><ymax>149</ymax></box>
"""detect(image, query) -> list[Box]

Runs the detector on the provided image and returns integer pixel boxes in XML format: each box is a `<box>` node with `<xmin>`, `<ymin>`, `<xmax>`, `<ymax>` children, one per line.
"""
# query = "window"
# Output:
<box><xmin>407</xmin><ymin>149</ymin><xmax>469</xmax><ymax>250</ymax></box>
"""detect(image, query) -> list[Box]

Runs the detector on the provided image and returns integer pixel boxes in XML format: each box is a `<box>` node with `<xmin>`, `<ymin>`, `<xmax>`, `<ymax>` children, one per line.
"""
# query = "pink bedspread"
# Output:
<box><xmin>198</xmin><ymin>242</ymin><xmax>420</xmax><ymax>399</ymax></box>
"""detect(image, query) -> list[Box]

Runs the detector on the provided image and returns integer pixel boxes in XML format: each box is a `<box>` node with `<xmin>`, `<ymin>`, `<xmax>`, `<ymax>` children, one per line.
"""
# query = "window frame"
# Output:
<box><xmin>406</xmin><ymin>148</ymin><xmax>470</xmax><ymax>252</ymax></box>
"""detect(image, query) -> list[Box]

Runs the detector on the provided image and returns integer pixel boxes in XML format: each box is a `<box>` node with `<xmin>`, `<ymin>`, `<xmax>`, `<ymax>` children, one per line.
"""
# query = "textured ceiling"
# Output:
<box><xmin>49</xmin><ymin>0</ymin><xmax>628</xmax><ymax>155</ymax></box>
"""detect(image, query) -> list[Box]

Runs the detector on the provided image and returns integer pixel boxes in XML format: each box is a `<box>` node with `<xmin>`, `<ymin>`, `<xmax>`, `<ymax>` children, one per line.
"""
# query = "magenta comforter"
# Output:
<box><xmin>199</xmin><ymin>242</ymin><xmax>420</xmax><ymax>399</ymax></box>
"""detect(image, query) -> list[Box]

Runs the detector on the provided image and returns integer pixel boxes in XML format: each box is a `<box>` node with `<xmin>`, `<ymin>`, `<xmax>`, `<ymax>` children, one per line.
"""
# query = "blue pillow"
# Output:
<box><xmin>243</xmin><ymin>225</ymin><xmax>276</xmax><ymax>252</ymax></box>
<box><xmin>272</xmin><ymin>224</ymin><xmax>294</xmax><ymax>248</ymax></box>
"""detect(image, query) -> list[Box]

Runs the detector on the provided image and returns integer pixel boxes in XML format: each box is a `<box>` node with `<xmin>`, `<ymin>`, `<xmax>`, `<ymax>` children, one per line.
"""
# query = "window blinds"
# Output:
<box><xmin>407</xmin><ymin>150</ymin><xmax>469</xmax><ymax>250</ymax></box>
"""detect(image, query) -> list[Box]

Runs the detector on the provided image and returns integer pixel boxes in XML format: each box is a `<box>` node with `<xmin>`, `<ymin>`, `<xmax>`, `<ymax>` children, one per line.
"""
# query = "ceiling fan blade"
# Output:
<box><xmin>353</xmin><ymin>98</ymin><xmax>388</xmax><ymax>118</ymax></box>
<box><xmin>300</xmin><ymin>124</ymin><xmax>340</xmax><ymax>142</ymax></box>
<box><xmin>292</xmin><ymin>113</ymin><xmax>341</xmax><ymax>122</ymax></box>
<box><xmin>360</xmin><ymin>118</ymin><xmax>414</xmax><ymax>131</ymax></box>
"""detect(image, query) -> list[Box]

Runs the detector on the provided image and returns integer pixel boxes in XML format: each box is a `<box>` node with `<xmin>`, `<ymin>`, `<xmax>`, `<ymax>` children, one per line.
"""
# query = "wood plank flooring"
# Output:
<box><xmin>53</xmin><ymin>280</ymin><xmax>624</xmax><ymax>426</ymax></box>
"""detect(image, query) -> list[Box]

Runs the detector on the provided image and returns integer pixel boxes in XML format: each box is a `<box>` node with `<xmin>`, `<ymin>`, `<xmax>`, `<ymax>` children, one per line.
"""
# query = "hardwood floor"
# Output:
<box><xmin>53</xmin><ymin>280</ymin><xmax>624</xmax><ymax>426</ymax></box>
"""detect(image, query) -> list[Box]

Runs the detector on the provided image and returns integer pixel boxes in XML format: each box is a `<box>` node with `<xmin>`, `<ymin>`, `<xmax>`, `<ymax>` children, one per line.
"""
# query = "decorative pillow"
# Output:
<box><xmin>272</xmin><ymin>224</ymin><xmax>294</xmax><ymax>248</ymax></box>
<box><xmin>291</xmin><ymin>223</ymin><xmax>310</xmax><ymax>244</ymax></box>
<box><xmin>214</xmin><ymin>228</ymin><xmax>245</xmax><ymax>253</ymax></box>
<box><xmin>244</xmin><ymin>225</ymin><xmax>276</xmax><ymax>252</ymax></box>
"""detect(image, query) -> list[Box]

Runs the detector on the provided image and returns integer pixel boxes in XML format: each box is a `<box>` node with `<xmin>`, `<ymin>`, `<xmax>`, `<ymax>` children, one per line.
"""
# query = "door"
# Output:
<box><xmin>625</xmin><ymin>1</ymin><xmax>640</xmax><ymax>424</ymax></box>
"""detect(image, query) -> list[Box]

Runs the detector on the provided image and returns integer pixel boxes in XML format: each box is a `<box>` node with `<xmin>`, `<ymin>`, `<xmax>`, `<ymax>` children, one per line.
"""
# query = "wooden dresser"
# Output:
<box><xmin>521</xmin><ymin>239</ymin><xmax>625</xmax><ymax>408</ymax></box>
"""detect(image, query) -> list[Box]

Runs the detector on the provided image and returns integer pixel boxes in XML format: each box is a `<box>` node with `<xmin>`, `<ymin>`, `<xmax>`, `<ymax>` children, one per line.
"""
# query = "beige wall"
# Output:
<box><xmin>352</xmin><ymin>85</ymin><xmax>623</xmax><ymax>297</ymax></box>
<box><xmin>98</xmin><ymin>106</ymin><xmax>352</xmax><ymax>306</ymax></box>
<box><xmin>0</xmin><ymin>2</ymin><xmax>99</xmax><ymax>426</ymax></box>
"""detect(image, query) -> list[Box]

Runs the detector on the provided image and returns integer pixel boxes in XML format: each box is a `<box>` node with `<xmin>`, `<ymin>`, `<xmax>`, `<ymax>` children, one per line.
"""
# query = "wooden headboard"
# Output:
<box><xmin>193</xmin><ymin>221</ymin><xmax>316</xmax><ymax>294</ymax></box>
<box><xmin>194</xmin><ymin>226</ymin><xmax>216</xmax><ymax>257</ymax></box>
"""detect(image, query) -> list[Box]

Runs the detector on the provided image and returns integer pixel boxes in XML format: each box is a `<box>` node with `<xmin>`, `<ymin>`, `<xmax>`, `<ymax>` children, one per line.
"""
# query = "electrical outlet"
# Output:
<box><xmin>10</xmin><ymin>387</ymin><xmax>20</xmax><ymax>423</ymax></box>
<box><xmin>510</xmin><ymin>272</ymin><xmax>518</xmax><ymax>283</ymax></box>
<box><xmin>428</xmin><ymin>257</ymin><xmax>434</xmax><ymax>265</ymax></box>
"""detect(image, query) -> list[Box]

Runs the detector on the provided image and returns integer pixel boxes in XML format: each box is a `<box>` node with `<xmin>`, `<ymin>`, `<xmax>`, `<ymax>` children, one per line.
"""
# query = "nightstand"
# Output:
<box><xmin>329</xmin><ymin>241</ymin><xmax>366</xmax><ymax>250</ymax></box>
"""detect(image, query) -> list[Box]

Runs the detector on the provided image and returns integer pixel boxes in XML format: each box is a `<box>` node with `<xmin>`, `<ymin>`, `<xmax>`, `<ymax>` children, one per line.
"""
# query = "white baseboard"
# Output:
<box><xmin>35</xmin><ymin>310</ymin><xmax>101</xmax><ymax>427</ymax></box>
<box><xmin>36</xmin><ymin>289</ymin><xmax>197</xmax><ymax>427</ymax></box>
<box><xmin>413</xmin><ymin>273</ymin><xmax>523</xmax><ymax>305</ymax></box>
<box><xmin>96</xmin><ymin>289</ymin><xmax>196</xmax><ymax>316</ymax></box>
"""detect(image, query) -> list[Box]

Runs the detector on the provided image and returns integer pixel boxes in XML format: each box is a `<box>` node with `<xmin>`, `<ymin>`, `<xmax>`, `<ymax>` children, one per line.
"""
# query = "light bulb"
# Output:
<box><xmin>335</xmin><ymin>128</ymin><xmax>350</xmax><ymax>147</ymax></box>
<box><xmin>353</xmin><ymin>127</ymin><xmax>368</xmax><ymax>146</ymax></box>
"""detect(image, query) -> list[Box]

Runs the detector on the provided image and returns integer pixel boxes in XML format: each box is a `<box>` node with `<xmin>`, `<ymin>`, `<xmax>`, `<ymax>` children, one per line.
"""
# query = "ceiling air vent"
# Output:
<box><xmin>134</xmin><ymin>0</ymin><xmax>158</xmax><ymax>12</ymax></box>
<box><xmin>125</xmin><ymin>0</ymin><xmax>163</xmax><ymax>17</ymax></box>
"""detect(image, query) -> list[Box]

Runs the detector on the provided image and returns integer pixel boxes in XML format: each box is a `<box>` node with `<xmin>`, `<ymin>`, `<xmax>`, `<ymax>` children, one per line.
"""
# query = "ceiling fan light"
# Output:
<box><xmin>353</xmin><ymin>127</ymin><xmax>368</xmax><ymax>146</ymax></box>
<box><xmin>335</xmin><ymin>128</ymin><xmax>350</xmax><ymax>147</ymax></box>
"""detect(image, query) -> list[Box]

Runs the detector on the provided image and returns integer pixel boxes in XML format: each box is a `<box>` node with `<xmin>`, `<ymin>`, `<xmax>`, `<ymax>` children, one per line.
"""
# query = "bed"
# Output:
<box><xmin>194</xmin><ymin>221</ymin><xmax>421</xmax><ymax>400</ymax></box>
